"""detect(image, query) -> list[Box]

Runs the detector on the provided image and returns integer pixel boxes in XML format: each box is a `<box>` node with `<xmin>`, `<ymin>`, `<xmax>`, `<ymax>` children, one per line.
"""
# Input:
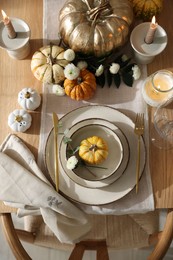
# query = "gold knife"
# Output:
<box><xmin>52</xmin><ymin>112</ymin><xmax>59</xmax><ymax>192</ymax></box>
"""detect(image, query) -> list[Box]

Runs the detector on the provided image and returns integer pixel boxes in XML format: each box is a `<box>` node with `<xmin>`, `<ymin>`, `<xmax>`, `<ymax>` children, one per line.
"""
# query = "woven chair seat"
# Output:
<box><xmin>23</xmin><ymin>211</ymin><xmax>159</xmax><ymax>251</ymax></box>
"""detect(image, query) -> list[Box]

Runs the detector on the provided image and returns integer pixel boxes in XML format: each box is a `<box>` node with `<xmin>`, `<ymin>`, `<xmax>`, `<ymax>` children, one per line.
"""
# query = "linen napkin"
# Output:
<box><xmin>0</xmin><ymin>134</ymin><xmax>91</xmax><ymax>244</ymax></box>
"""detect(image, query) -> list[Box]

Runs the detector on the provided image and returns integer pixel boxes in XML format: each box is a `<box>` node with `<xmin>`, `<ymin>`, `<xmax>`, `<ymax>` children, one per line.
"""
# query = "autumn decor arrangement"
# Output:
<box><xmin>31</xmin><ymin>44</ymin><xmax>141</xmax><ymax>95</ymax></box>
<box><xmin>29</xmin><ymin>0</ymin><xmax>166</xmax><ymax>102</ymax></box>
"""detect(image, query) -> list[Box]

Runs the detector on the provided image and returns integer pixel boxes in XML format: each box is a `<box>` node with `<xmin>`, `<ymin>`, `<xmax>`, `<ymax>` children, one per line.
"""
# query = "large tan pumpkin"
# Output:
<box><xmin>59</xmin><ymin>0</ymin><xmax>133</xmax><ymax>57</ymax></box>
<box><xmin>79</xmin><ymin>136</ymin><xmax>108</xmax><ymax>165</ymax></box>
<box><xmin>64</xmin><ymin>69</ymin><xmax>96</xmax><ymax>101</ymax></box>
<box><xmin>31</xmin><ymin>45</ymin><xmax>69</xmax><ymax>84</ymax></box>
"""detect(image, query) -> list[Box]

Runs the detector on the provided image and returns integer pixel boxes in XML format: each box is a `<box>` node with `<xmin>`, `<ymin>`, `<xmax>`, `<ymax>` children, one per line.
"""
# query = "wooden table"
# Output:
<box><xmin>0</xmin><ymin>0</ymin><xmax>173</xmax><ymax>212</ymax></box>
<box><xmin>147</xmin><ymin>1</ymin><xmax>173</xmax><ymax>209</ymax></box>
<box><xmin>0</xmin><ymin>0</ymin><xmax>43</xmax><ymax>160</ymax></box>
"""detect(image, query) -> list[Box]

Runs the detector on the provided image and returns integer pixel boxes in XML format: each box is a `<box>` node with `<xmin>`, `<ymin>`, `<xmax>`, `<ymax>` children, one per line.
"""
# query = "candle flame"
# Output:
<box><xmin>151</xmin><ymin>16</ymin><xmax>156</xmax><ymax>24</ymax></box>
<box><xmin>1</xmin><ymin>10</ymin><xmax>8</xmax><ymax>19</ymax></box>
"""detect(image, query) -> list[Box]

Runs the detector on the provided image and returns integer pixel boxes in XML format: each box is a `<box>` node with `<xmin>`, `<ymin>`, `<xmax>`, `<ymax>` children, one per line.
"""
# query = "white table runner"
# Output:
<box><xmin>38</xmin><ymin>0</ymin><xmax>154</xmax><ymax>214</ymax></box>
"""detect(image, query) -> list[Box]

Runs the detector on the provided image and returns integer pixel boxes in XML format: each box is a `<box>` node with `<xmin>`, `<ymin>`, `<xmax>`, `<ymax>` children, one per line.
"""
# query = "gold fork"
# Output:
<box><xmin>134</xmin><ymin>113</ymin><xmax>144</xmax><ymax>193</ymax></box>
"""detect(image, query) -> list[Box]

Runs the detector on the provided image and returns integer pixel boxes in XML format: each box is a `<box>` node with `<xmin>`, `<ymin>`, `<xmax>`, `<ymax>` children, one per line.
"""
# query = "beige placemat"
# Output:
<box><xmin>37</xmin><ymin>0</ymin><xmax>154</xmax><ymax>215</ymax></box>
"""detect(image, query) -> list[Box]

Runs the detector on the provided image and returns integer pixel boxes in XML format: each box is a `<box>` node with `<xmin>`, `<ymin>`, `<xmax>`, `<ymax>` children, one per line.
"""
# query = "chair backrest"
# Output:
<box><xmin>1</xmin><ymin>210</ymin><xmax>173</xmax><ymax>260</ymax></box>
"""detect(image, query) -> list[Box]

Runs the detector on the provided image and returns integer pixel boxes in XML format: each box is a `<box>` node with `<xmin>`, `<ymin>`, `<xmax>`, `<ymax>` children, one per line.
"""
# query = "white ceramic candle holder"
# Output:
<box><xmin>130</xmin><ymin>23</ymin><xmax>167</xmax><ymax>65</ymax></box>
<box><xmin>0</xmin><ymin>17</ymin><xmax>31</xmax><ymax>59</ymax></box>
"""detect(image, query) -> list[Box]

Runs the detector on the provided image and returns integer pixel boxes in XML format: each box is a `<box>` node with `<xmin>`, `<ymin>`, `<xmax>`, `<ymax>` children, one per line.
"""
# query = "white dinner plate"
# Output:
<box><xmin>45</xmin><ymin>105</ymin><xmax>146</xmax><ymax>205</ymax></box>
<box><xmin>59</xmin><ymin>118</ymin><xmax>129</xmax><ymax>188</ymax></box>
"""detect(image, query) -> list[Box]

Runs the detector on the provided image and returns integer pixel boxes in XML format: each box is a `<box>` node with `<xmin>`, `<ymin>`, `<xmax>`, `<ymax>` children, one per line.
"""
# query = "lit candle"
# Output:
<box><xmin>145</xmin><ymin>16</ymin><xmax>158</xmax><ymax>44</ymax></box>
<box><xmin>142</xmin><ymin>70</ymin><xmax>173</xmax><ymax>107</ymax></box>
<box><xmin>1</xmin><ymin>10</ymin><xmax>17</xmax><ymax>39</ymax></box>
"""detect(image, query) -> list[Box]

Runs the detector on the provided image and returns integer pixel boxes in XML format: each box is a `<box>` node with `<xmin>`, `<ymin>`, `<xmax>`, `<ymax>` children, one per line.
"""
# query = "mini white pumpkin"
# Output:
<box><xmin>18</xmin><ymin>87</ymin><xmax>41</xmax><ymax>110</ymax></box>
<box><xmin>8</xmin><ymin>109</ymin><xmax>32</xmax><ymax>132</ymax></box>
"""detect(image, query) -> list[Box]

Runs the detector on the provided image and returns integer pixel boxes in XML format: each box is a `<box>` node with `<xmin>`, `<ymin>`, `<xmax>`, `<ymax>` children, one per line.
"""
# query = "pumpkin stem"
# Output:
<box><xmin>77</xmin><ymin>77</ymin><xmax>83</xmax><ymax>84</ymax></box>
<box><xmin>89</xmin><ymin>144</ymin><xmax>98</xmax><ymax>151</ymax></box>
<box><xmin>87</xmin><ymin>0</ymin><xmax>112</xmax><ymax>24</ymax></box>
<box><xmin>25</xmin><ymin>91</ymin><xmax>31</xmax><ymax>99</ymax></box>
<box><xmin>15</xmin><ymin>115</ymin><xmax>23</xmax><ymax>122</ymax></box>
<box><xmin>83</xmin><ymin>0</ymin><xmax>92</xmax><ymax>10</ymax></box>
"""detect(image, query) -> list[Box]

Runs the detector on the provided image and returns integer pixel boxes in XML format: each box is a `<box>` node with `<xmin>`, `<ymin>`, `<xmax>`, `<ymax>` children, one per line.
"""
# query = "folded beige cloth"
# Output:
<box><xmin>0</xmin><ymin>134</ymin><xmax>91</xmax><ymax>244</ymax></box>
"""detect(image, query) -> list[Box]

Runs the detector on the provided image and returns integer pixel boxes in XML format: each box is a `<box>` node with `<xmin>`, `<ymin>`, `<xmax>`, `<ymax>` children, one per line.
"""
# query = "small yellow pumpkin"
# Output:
<box><xmin>129</xmin><ymin>0</ymin><xmax>163</xmax><ymax>21</ymax></box>
<box><xmin>31</xmin><ymin>45</ymin><xmax>69</xmax><ymax>84</ymax></box>
<box><xmin>79</xmin><ymin>136</ymin><xmax>108</xmax><ymax>165</ymax></box>
<box><xmin>64</xmin><ymin>69</ymin><xmax>96</xmax><ymax>101</ymax></box>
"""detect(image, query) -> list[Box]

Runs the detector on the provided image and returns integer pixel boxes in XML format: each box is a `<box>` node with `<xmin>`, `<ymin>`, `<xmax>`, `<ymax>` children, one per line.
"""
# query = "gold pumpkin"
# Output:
<box><xmin>129</xmin><ymin>0</ymin><xmax>163</xmax><ymax>21</ymax></box>
<box><xmin>31</xmin><ymin>45</ymin><xmax>69</xmax><ymax>84</ymax></box>
<box><xmin>79</xmin><ymin>136</ymin><xmax>108</xmax><ymax>165</ymax></box>
<box><xmin>59</xmin><ymin>0</ymin><xmax>133</xmax><ymax>57</ymax></box>
<box><xmin>64</xmin><ymin>69</ymin><xmax>96</xmax><ymax>101</ymax></box>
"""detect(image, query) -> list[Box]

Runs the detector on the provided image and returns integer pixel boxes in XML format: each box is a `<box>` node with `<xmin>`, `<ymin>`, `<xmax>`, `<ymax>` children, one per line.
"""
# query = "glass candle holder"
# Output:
<box><xmin>142</xmin><ymin>70</ymin><xmax>173</xmax><ymax>107</ymax></box>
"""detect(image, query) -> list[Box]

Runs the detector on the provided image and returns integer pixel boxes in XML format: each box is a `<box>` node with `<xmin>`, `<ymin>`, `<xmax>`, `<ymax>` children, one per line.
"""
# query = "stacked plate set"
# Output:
<box><xmin>45</xmin><ymin>105</ymin><xmax>146</xmax><ymax>205</ymax></box>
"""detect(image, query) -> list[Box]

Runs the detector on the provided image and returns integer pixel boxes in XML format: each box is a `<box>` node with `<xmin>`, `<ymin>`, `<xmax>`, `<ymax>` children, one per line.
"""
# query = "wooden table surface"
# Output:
<box><xmin>0</xmin><ymin>0</ymin><xmax>173</xmax><ymax>210</ymax></box>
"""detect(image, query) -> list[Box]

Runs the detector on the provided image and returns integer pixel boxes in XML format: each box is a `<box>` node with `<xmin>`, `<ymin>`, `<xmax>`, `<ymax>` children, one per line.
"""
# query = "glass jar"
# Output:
<box><xmin>142</xmin><ymin>70</ymin><xmax>173</xmax><ymax>107</ymax></box>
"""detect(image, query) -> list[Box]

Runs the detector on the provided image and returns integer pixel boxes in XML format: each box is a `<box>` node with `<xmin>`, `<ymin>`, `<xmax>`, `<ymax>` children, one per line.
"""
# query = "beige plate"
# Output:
<box><xmin>59</xmin><ymin>118</ymin><xmax>129</xmax><ymax>188</ymax></box>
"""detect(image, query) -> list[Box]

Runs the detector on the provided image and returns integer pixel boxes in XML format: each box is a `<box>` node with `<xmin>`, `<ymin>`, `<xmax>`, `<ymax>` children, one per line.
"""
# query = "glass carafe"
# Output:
<box><xmin>151</xmin><ymin>97</ymin><xmax>173</xmax><ymax>149</ymax></box>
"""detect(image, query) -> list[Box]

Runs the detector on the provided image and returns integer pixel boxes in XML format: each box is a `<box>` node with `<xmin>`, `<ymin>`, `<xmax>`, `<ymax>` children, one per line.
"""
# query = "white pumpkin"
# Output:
<box><xmin>8</xmin><ymin>109</ymin><xmax>32</xmax><ymax>132</ymax></box>
<box><xmin>18</xmin><ymin>87</ymin><xmax>41</xmax><ymax>110</ymax></box>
